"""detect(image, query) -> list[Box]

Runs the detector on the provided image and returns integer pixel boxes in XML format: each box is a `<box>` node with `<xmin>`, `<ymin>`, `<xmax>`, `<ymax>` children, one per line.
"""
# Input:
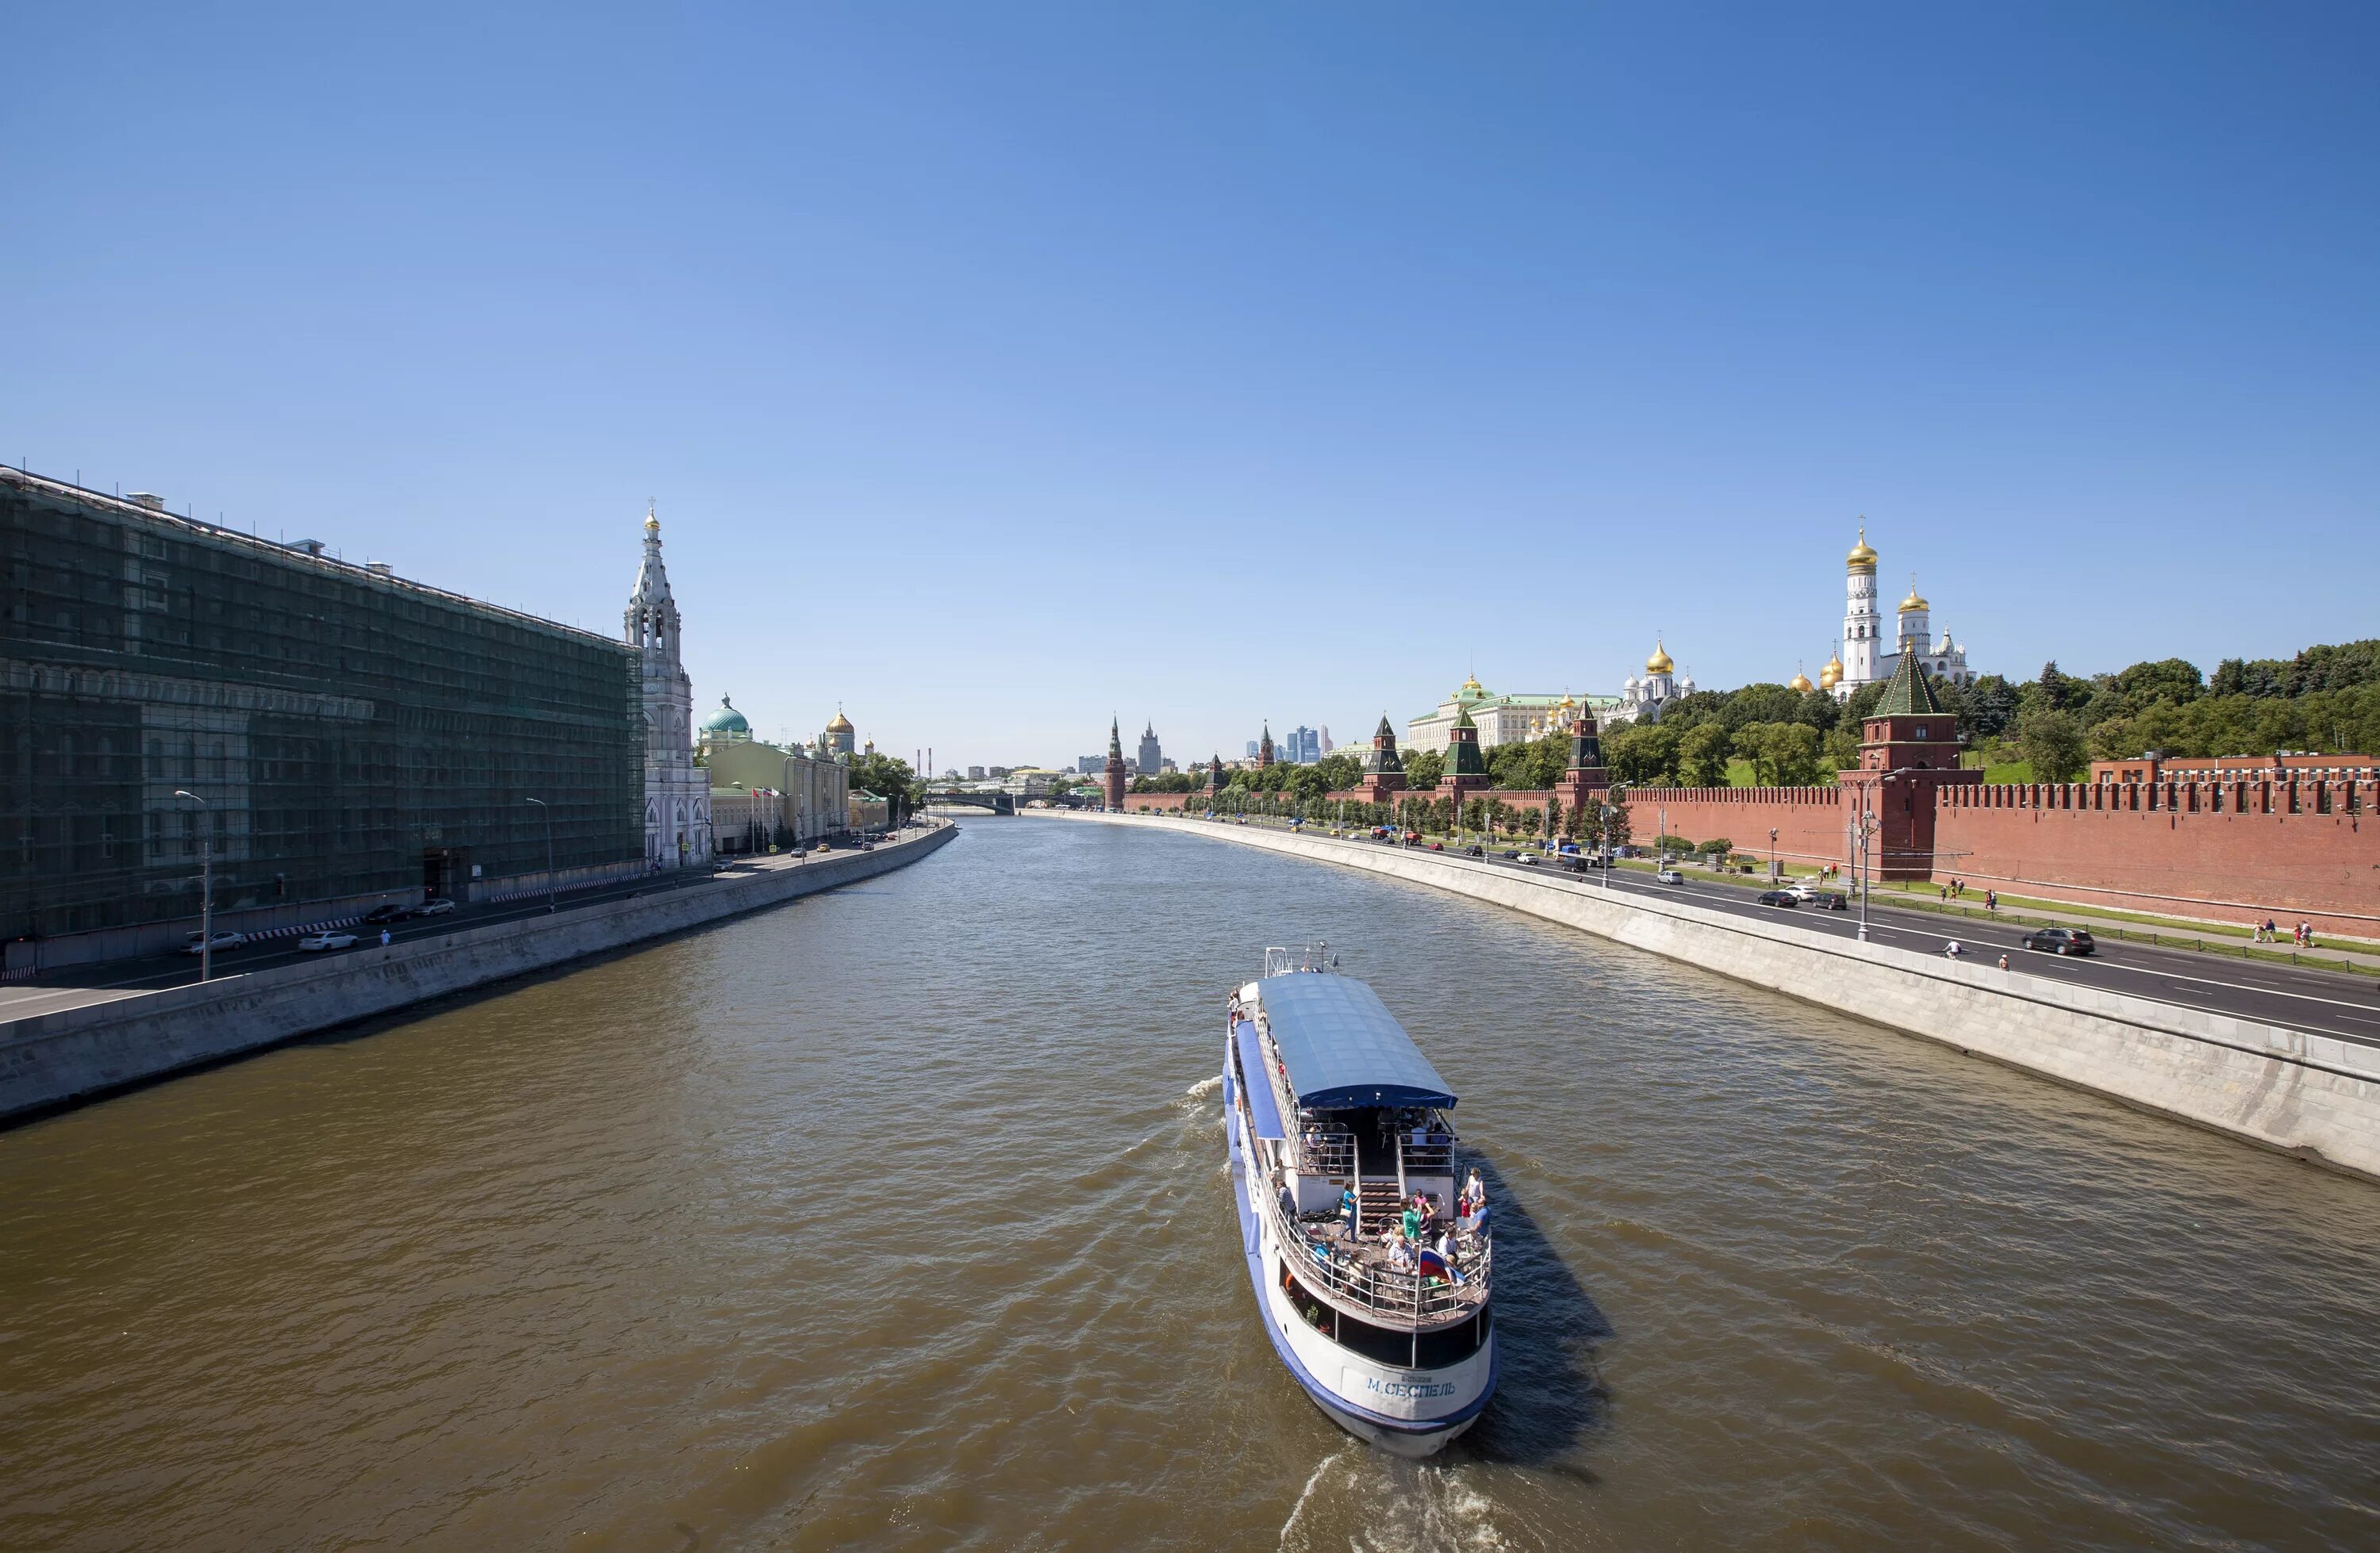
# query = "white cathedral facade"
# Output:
<box><xmin>1823</xmin><ymin>527</ymin><xmax>1973</xmax><ymax>700</ymax></box>
<box><xmin>626</xmin><ymin>508</ymin><xmax>712</xmax><ymax>870</ymax></box>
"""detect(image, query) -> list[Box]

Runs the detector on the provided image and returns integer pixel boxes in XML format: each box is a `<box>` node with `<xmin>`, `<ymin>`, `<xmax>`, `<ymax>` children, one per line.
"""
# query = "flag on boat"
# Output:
<box><xmin>1417</xmin><ymin>1248</ymin><xmax>1453</xmax><ymax>1281</ymax></box>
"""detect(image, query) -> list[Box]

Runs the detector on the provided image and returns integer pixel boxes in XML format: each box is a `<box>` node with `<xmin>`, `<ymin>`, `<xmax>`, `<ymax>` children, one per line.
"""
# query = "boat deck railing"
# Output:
<box><xmin>1257</xmin><ymin>1173</ymin><xmax>1490</xmax><ymax>1329</ymax></box>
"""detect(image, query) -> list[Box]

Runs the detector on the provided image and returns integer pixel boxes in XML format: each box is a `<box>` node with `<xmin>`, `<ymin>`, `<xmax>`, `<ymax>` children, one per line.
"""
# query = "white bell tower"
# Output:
<box><xmin>1840</xmin><ymin>524</ymin><xmax>1883</xmax><ymax>696</ymax></box>
<box><xmin>625</xmin><ymin>505</ymin><xmax>711</xmax><ymax>870</ymax></box>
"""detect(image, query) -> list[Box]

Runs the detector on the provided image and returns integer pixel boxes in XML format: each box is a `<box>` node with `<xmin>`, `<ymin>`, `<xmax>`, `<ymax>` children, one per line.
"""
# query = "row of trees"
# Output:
<box><xmin>1130</xmin><ymin>637</ymin><xmax>2377</xmax><ymax>809</ymax></box>
<box><xmin>1187</xmin><ymin>784</ymin><xmax>1636</xmax><ymax>848</ymax></box>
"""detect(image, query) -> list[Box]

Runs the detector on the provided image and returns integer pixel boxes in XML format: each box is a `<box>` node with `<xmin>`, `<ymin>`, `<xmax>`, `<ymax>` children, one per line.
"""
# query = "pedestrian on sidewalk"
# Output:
<box><xmin>1998</xmin><ymin>953</ymin><xmax>2010</xmax><ymax>971</ymax></box>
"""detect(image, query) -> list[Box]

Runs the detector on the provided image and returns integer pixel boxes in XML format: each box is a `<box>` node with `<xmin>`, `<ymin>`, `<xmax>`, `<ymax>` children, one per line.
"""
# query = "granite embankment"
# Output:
<box><xmin>0</xmin><ymin>823</ymin><xmax>956</xmax><ymax>1122</ymax></box>
<box><xmin>1053</xmin><ymin>811</ymin><xmax>2380</xmax><ymax>1183</ymax></box>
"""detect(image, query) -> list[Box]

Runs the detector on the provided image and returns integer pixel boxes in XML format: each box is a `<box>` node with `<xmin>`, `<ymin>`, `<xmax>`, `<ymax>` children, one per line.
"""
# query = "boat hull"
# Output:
<box><xmin>1225</xmin><ymin>1047</ymin><xmax>1495</xmax><ymax>1456</ymax></box>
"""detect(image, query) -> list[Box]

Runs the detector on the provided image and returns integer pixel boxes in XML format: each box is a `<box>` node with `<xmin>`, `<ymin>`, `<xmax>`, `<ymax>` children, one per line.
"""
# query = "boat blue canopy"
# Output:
<box><xmin>1257</xmin><ymin>973</ymin><xmax>1457</xmax><ymax>1111</ymax></box>
<box><xmin>1234</xmin><ymin>1020</ymin><xmax>1287</xmax><ymax>1140</ymax></box>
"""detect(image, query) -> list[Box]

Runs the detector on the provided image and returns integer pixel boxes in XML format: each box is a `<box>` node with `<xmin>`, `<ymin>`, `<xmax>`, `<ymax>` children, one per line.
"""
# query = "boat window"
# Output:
<box><xmin>1334</xmin><ymin>1307</ymin><xmax>1418</xmax><ymax>1368</ymax></box>
<box><xmin>1413</xmin><ymin>1305</ymin><xmax>1490</xmax><ymax>1369</ymax></box>
<box><xmin>1280</xmin><ymin>1262</ymin><xmax>1337</xmax><ymax>1338</ymax></box>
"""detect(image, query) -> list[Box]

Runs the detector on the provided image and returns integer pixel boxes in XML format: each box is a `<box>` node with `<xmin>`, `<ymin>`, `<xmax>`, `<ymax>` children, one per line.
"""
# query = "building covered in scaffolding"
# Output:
<box><xmin>1</xmin><ymin>467</ymin><xmax>644</xmax><ymax>968</ymax></box>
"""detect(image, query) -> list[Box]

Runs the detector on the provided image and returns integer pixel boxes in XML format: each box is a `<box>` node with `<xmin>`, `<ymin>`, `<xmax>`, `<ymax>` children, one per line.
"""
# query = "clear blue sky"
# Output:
<box><xmin>7</xmin><ymin>5</ymin><xmax>2374</xmax><ymax>771</ymax></box>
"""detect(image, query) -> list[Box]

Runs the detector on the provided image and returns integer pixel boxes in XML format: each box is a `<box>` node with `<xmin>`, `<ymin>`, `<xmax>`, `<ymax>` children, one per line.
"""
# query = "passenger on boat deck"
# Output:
<box><xmin>1386</xmin><ymin>1229</ymin><xmax>1417</xmax><ymax>1271</ymax></box>
<box><xmin>1338</xmin><ymin>1185</ymin><xmax>1358</xmax><ymax>1237</ymax></box>
<box><xmin>1401</xmin><ymin>1202</ymin><xmax>1423</xmax><ymax>1242</ymax></box>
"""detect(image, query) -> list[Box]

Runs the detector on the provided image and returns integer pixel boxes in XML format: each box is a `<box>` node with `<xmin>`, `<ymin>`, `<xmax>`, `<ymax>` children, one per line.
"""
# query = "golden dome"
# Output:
<box><xmin>1820</xmin><ymin>654</ymin><xmax>1844</xmax><ymax>689</ymax></box>
<box><xmin>1898</xmin><ymin>585</ymin><xmax>1929</xmax><ymax>613</ymax></box>
<box><xmin>1846</xmin><ymin>523</ymin><xmax>1877</xmax><ymax>573</ymax></box>
<box><xmin>1457</xmin><ymin>673</ymin><xmax>1484</xmax><ymax>699</ymax></box>
<box><xmin>1789</xmin><ymin>668</ymin><xmax>1814</xmax><ymax>694</ymax></box>
<box><xmin>1645</xmin><ymin>638</ymin><xmax>1675</xmax><ymax>675</ymax></box>
<box><xmin>643</xmin><ymin>503</ymin><xmax>660</xmax><ymax>535</ymax></box>
<box><xmin>825</xmin><ymin>708</ymin><xmax>854</xmax><ymax>733</ymax></box>
<box><xmin>1557</xmin><ymin>692</ymin><xmax>1578</xmax><ymax>711</ymax></box>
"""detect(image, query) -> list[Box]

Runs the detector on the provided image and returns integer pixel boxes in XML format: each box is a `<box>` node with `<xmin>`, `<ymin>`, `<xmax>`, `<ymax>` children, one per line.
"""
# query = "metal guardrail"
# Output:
<box><xmin>1256</xmin><ymin>1171</ymin><xmax>1488</xmax><ymax>1327</ymax></box>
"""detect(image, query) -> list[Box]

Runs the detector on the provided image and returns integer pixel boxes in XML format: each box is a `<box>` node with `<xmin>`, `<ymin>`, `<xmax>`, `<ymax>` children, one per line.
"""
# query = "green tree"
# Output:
<box><xmin>1314</xmin><ymin>751</ymin><xmax>1363</xmax><ymax>792</ymax></box>
<box><xmin>1760</xmin><ymin>722</ymin><xmax>1823</xmax><ymax>786</ymax></box>
<box><xmin>2015</xmin><ymin>709</ymin><xmax>2089</xmax><ymax>783</ymax></box>
<box><xmin>844</xmin><ymin>753</ymin><xmax>925</xmax><ymax>823</ymax></box>
<box><xmin>1606</xmin><ymin>722</ymin><xmax>1680</xmax><ymax>785</ymax></box>
<box><xmin>2113</xmin><ymin>657</ymin><xmax>2204</xmax><ymax>705</ymax></box>
<box><xmin>1402</xmin><ymin>747</ymin><xmax>1444</xmax><ymax>789</ymax></box>
<box><xmin>1679</xmin><ymin>723</ymin><xmax>1733</xmax><ymax>788</ymax></box>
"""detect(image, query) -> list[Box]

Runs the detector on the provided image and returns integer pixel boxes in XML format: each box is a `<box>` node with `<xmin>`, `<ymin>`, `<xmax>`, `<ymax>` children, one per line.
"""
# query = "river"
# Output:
<box><xmin>4</xmin><ymin>816</ymin><xmax>2377</xmax><ymax>1550</ymax></box>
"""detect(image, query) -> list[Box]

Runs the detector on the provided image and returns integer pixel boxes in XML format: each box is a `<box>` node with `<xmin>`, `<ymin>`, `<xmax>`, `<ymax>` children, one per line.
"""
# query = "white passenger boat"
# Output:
<box><xmin>1223</xmin><ymin>946</ymin><xmax>1496</xmax><ymax>1456</ymax></box>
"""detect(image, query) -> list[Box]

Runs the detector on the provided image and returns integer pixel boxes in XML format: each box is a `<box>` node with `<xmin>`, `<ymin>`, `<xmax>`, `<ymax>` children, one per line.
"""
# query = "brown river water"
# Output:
<box><xmin>4</xmin><ymin>817</ymin><xmax>2378</xmax><ymax>1551</ymax></box>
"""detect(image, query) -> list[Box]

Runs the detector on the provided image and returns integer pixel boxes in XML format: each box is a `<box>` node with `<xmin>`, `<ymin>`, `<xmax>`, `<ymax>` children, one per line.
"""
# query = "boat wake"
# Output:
<box><xmin>1277</xmin><ymin>1448</ymin><xmax>1510</xmax><ymax>1553</ymax></box>
<box><xmin>1183</xmin><ymin>1074</ymin><xmax>1222</xmax><ymax>1097</ymax></box>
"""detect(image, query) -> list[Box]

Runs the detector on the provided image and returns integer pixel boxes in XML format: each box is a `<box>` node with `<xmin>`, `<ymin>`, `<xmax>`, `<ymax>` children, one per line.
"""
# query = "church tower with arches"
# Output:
<box><xmin>625</xmin><ymin>506</ymin><xmax>712</xmax><ymax>870</ymax></box>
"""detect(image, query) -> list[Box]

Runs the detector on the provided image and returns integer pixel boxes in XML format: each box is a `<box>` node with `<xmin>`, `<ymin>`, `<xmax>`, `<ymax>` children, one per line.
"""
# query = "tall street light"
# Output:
<box><xmin>524</xmin><ymin>797</ymin><xmax>556</xmax><ymax>913</ymax></box>
<box><xmin>1769</xmin><ymin>826</ymin><xmax>1780</xmax><ymax>882</ymax></box>
<box><xmin>173</xmin><ymin>789</ymin><xmax>212</xmax><ymax>981</ymax></box>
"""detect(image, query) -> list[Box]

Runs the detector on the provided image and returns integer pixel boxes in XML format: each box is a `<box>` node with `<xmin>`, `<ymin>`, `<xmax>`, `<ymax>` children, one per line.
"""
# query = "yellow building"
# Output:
<box><xmin>698</xmin><ymin>696</ymin><xmax>851</xmax><ymax>851</ymax></box>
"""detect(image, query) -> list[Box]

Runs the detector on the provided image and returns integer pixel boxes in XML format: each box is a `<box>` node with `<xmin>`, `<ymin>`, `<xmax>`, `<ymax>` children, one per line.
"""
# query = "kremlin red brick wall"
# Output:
<box><xmin>1119</xmin><ymin>776</ymin><xmax>2378</xmax><ymax>940</ymax></box>
<box><xmin>1933</xmin><ymin>780</ymin><xmax>2378</xmax><ymax>939</ymax></box>
<box><xmin>1618</xmin><ymin>787</ymin><xmax>1851</xmax><ymax>872</ymax></box>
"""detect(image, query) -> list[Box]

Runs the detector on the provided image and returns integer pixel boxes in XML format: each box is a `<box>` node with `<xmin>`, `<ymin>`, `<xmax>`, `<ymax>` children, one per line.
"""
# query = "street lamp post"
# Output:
<box><xmin>173</xmin><ymin>789</ymin><xmax>212</xmax><ymax>981</ymax></box>
<box><xmin>1854</xmin><ymin>805</ymin><xmax>1879</xmax><ymax>942</ymax></box>
<box><xmin>1770</xmin><ymin>826</ymin><xmax>1780</xmax><ymax>882</ymax></box>
<box><xmin>525</xmin><ymin>797</ymin><xmax>555</xmax><ymax>912</ymax></box>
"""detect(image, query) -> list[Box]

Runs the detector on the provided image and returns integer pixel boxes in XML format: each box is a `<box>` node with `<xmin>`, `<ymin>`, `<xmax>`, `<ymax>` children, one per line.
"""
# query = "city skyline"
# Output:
<box><xmin>5</xmin><ymin>6</ymin><xmax>2372</xmax><ymax>769</ymax></box>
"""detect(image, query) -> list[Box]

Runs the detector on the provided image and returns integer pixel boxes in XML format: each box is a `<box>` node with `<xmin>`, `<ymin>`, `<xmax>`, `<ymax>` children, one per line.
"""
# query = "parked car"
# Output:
<box><xmin>409</xmin><ymin>898</ymin><xmax>458</xmax><ymax>918</ymax></box>
<box><xmin>2024</xmin><ymin>926</ymin><xmax>2097</xmax><ymax>956</ymax></box>
<box><xmin>1755</xmin><ymin>890</ymin><xmax>1799</xmax><ymax>907</ymax></box>
<box><xmin>363</xmin><ymin>903</ymin><xmax>409</xmax><ymax>925</ymax></box>
<box><xmin>1656</xmin><ymin>869</ymin><xmax>1685</xmax><ymax>884</ymax></box>
<box><xmin>299</xmin><ymin>930</ymin><xmax>359</xmax><ymax>952</ymax></box>
<box><xmin>179</xmin><ymin>930</ymin><xmax>248</xmax><ymax>955</ymax></box>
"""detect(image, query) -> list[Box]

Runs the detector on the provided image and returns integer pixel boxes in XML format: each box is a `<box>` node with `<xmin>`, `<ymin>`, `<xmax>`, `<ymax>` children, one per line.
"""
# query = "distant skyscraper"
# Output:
<box><xmin>1137</xmin><ymin>721</ymin><xmax>1162</xmax><ymax>776</ymax></box>
<box><xmin>1078</xmin><ymin>754</ymin><xmax>1103</xmax><ymax>774</ymax></box>
<box><xmin>1319</xmin><ymin>726</ymin><xmax>1334</xmax><ymax>754</ymax></box>
<box><xmin>1287</xmin><ymin>725</ymin><xmax>1319</xmax><ymax>764</ymax></box>
<box><xmin>967</xmin><ymin>765</ymin><xmax>985</xmax><ymax>781</ymax></box>
<box><xmin>1246</xmin><ymin>739</ymin><xmax>1260</xmax><ymax>759</ymax></box>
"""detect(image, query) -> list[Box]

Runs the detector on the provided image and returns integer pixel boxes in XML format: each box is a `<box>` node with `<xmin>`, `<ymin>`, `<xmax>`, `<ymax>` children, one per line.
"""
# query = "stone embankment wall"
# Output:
<box><xmin>1051</xmin><ymin>811</ymin><xmax>2380</xmax><ymax>1182</ymax></box>
<box><xmin>0</xmin><ymin>824</ymin><xmax>956</xmax><ymax>1122</ymax></box>
<box><xmin>1134</xmin><ymin>776</ymin><xmax>2378</xmax><ymax>940</ymax></box>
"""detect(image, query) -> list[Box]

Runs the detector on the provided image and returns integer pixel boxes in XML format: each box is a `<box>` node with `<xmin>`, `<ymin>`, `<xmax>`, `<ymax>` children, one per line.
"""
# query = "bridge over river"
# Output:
<box><xmin>4</xmin><ymin>817</ymin><xmax>2374</xmax><ymax>1549</ymax></box>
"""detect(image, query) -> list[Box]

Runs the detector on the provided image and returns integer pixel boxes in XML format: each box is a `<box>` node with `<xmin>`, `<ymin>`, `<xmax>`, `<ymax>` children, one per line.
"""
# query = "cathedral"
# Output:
<box><xmin>1824</xmin><ymin>526</ymin><xmax>1973</xmax><ymax>700</ymax></box>
<box><xmin>625</xmin><ymin>507</ymin><xmax>712</xmax><ymax>870</ymax></box>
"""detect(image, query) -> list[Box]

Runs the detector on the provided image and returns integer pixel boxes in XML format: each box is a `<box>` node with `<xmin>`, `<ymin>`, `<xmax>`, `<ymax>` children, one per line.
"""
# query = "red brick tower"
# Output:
<box><xmin>1554</xmin><ymin>706</ymin><xmax>1610</xmax><ymax>811</ymax></box>
<box><xmin>1257</xmin><ymin>722</ymin><xmax>1276</xmax><ymax>769</ymax></box>
<box><xmin>1437</xmin><ymin>704</ymin><xmax>1491</xmax><ymax>812</ymax></box>
<box><xmin>1102</xmin><ymin>717</ymin><xmax>1129</xmax><ymax>811</ymax></box>
<box><xmin>1839</xmin><ymin>654</ymin><xmax>1980</xmax><ymax>879</ymax></box>
<box><xmin>1357</xmin><ymin>713</ymin><xmax>1408</xmax><ymax>803</ymax></box>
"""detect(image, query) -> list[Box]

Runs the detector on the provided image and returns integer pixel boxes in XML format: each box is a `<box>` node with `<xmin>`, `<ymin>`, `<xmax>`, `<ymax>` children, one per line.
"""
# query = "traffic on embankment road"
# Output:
<box><xmin>1104</xmin><ymin>813</ymin><xmax>2380</xmax><ymax>1049</ymax></box>
<box><xmin>0</xmin><ymin>830</ymin><xmax>931</xmax><ymax>1028</ymax></box>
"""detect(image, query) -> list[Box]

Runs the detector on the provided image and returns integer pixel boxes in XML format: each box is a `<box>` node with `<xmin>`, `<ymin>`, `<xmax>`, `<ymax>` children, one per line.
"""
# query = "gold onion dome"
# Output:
<box><xmin>1820</xmin><ymin>654</ymin><xmax>1844</xmax><ymax>689</ymax></box>
<box><xmin>1457</xmin><ymin>673</ymin><xmax>1484</xmax><ymax>698</ymax></box>
<box><xmin>826</xmin><ymin>708</ymin><xmax>854</xmax><ymax>732</ymax></box>
<box><xmin>1899</xmin><ymin>586</ymin><xmax>1929</xmax><ymax>613</ymax></box>
<box><xmin>1645</xmin><ymin>639</ymin><xmax>1675</xmax><ymax>675</ymax></box>
<box><xmin>1789</xmin><ymin>667</ymin><xmax>1814</xmax><ymax>694</ymax></box>
<box><xmin>1846</xmin><ymin>524</ymin><xmax>1877</xmax><ymax>573</ymax></box>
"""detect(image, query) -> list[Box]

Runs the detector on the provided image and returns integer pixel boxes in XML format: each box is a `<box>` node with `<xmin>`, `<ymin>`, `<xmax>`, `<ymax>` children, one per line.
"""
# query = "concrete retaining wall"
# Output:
<box><xmin>0</xmin><ymin>823</ymin><xmax>957</xmax><ymax>1122</ymax></box>
<box><xmin>1053</xmin><ymin>812</ymin><xmax>2380</xmax><ymax>1182</ymax></box>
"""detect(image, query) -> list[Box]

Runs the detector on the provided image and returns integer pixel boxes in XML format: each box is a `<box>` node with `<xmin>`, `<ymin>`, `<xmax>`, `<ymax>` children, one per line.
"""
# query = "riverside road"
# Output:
<box><xmin>0</xmin><ymin>839</ymin><xmax>908</xmax><ymax>1027</ymax></box>
<box><xmin>1180</xmin><ymin>820</ymin><xmax>2380</xmax><ymax>1047</ymax></box>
